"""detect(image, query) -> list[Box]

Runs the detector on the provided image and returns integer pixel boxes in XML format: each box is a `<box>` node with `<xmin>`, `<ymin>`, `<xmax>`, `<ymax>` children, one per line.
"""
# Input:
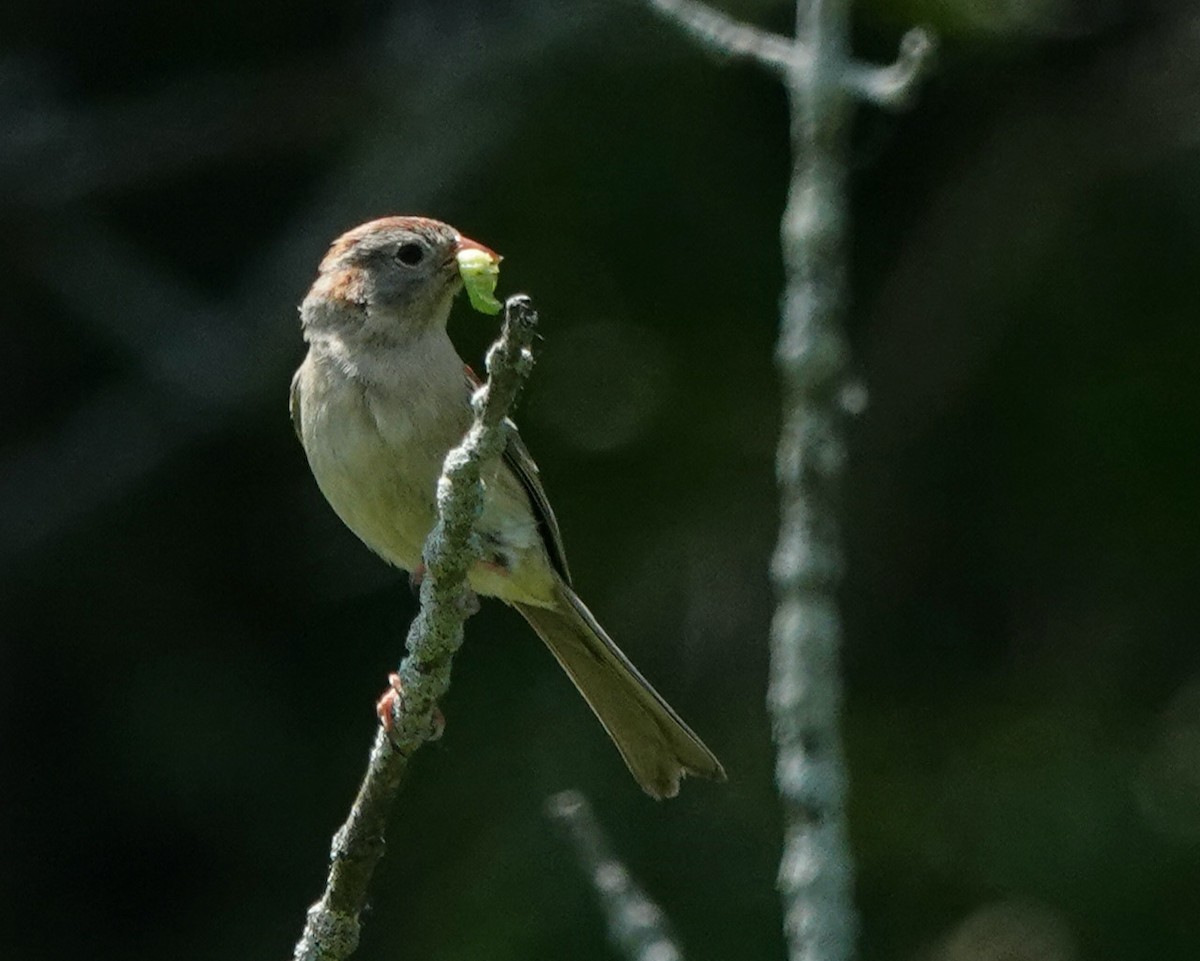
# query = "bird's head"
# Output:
<box><xmin>300</xmin><ymin>216</ymin><xmax>500</xmax><ymax>344</ymax></box>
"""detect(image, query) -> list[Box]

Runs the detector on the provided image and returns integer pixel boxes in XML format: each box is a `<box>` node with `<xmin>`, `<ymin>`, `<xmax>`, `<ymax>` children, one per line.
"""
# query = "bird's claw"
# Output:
<box><xmin>376</xmin><ymin>672</ymin><xmax>445</xmax><ymax>742</ymax></box>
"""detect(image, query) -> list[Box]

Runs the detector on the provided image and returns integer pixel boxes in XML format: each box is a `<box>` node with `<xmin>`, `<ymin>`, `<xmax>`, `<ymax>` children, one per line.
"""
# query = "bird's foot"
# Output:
<box><xmin>376</xmin><ymin>672</ymin><xmax>445</xmax><ymax>742</ymax></box>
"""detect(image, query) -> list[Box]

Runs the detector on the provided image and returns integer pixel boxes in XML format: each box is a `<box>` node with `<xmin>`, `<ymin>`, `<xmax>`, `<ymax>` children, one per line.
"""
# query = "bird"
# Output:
<box><xmin>290</xmin><ymin>215</ymin><xmax>725</xmax><ymax>799</ymax></box>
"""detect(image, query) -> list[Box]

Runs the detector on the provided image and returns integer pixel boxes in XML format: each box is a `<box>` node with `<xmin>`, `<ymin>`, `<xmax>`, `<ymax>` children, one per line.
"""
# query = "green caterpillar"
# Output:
<box><xmin>456</xmin><ymin>248</ymin><xmax>503</xmax><ymax>315</ymax></box>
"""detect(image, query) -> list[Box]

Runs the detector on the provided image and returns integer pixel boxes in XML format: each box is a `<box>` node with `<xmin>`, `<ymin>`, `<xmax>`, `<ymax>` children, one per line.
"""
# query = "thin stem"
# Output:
<box><xmin>843</xmin><ymin>27</ymin><xmax>937</xmax><ymax>109</ymax></box>
<box><xmin>546</xmin><ymin>791</ymin><xmax>685</xmax><ymax>961</ymax></box>
<box><xmin>765</xmin><ymin>2</ymin><xmax>860</xmax><ymax>958</ymax></box>
<box><xmin>641</xmin><ymin>0</ymin><xmax>806</xmax><ymax>75</ymax></box>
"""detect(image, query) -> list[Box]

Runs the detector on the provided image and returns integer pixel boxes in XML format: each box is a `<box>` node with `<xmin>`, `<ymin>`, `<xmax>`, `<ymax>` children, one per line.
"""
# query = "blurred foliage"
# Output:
<box><xmin>3</xmin><ymin>1</ymin><xmax>1200</xmax><ymax>960</ymax></box>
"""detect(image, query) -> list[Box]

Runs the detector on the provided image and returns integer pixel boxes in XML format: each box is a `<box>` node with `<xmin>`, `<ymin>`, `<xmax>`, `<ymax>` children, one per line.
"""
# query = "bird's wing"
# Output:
<box><xmin>289</xmin><ymin>367</ymin><xmax>304</xmax><ymax>442</ymax></box>
<box><xmin>464</xmin><ymin>364</ymin><xmax>572</xmax><ymax>585</ymax></box>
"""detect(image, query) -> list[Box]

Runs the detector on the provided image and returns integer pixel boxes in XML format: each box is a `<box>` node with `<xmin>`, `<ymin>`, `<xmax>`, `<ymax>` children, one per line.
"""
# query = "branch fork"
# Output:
<box><xmin>635</xmin><ymin>3</ymin><xmax>938</xmax><ymax>961</ymax></box>
<box><xmin>643</xmin><ymin>0</ymin><xmax>936</xmax><ymax>108</ymax></box>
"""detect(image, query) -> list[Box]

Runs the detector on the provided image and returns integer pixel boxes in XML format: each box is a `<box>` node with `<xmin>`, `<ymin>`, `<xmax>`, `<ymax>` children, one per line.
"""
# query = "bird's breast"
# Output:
<box><xmin>296</xmin><ymin>339</ymin><xmax>558</xmax><ymax>607</ymax></box>
<box><xmin>298</xmin><ymin>351</ymin><xmax>467</xmax><ymax>572</ymax></box>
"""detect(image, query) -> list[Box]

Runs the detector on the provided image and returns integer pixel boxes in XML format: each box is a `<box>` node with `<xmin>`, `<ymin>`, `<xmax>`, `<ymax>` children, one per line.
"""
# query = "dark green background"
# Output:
<box><xmin>4</xmin><ymin>1</ymin><xmax>1199</xmax><ymax>958</ymax></box>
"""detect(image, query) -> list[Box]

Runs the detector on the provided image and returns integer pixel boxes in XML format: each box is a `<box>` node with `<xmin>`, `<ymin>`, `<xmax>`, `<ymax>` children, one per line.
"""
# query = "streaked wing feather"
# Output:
<box><xmin>464</xmin><ymin>364</ymin><xmax>572</xmax><ymax>585</ymax></box>
<box><xmin>503</xmin><ymin>427</ymin><xmax>572</xmax><ymax>584</ymax></box>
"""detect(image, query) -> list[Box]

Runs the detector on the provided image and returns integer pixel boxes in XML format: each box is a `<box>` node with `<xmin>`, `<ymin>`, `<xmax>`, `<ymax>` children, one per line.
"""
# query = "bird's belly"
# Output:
<box><xmin>303</xmin><ymin>395</ymin><xmax>441</xmax><ymax>572</ymax></box>
<box><xmin>300</xmin><ymin>365</ymin><xmax>558</xmax><ymax>606</ymax></box>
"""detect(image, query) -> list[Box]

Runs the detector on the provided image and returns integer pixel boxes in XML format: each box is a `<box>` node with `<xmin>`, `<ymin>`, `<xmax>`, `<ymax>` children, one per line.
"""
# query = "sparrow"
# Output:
<box><xmin>290</xmin><ymin>216</ymin><xmax>725</xmax><ymax>799</ymax></box>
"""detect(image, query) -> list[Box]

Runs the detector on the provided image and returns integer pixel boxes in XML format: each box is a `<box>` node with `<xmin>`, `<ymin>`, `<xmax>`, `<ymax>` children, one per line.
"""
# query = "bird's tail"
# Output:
<box><xmin>515</xmin><ymin>582</ymin><xmax>725</xmax><ymax>799</ymax></box>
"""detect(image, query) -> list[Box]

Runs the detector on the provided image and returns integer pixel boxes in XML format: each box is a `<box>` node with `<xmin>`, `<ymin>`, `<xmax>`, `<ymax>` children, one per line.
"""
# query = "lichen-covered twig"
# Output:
<box><xmin>638</xmin><ymin>3</ymin><xmax>936</xmax><ymax>961</ymax></box>
<box><xmin>546</xmin><ymin>791</ymin><xmax>685</xmax><ymax>961</ymax></box>
<box><xmin>291</xmin><ymin>295</ymin><xmax>540</xmax><ymax>961</ymax></box>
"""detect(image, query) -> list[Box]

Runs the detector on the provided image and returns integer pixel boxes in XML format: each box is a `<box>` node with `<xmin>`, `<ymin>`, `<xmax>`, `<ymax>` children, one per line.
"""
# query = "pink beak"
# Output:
<box><xmin>454</xmin><ymin>234</ymin><xmax>502</xmax><ymax>262</ymax></box>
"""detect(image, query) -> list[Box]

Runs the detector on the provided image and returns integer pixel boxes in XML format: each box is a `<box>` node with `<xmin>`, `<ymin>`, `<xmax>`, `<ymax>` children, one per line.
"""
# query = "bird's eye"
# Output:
<box><xmin>395</xmin><ymin>242</ymin><xmax>425</xmax><ymax>267</ymax></box>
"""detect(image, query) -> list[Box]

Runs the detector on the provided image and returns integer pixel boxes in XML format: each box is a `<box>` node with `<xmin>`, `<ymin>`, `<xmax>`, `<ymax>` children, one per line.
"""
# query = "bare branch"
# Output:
<box><xmin>291</xmin><ymin>296</ymin><xmax>540</xmax><ymax>961</ymax></box>
<box><xmin>643</xmin><ymin>4</ymin><xmax>935</xmax><ymax>961</ymax></box>
<box><xmin>546</xmin><ymin>791</ymin><xmax>685</xmax><ymax>961</ymax></box>
<box><xmin>641</xmin><ymin>0</ymin><xmax>805</xmax><ymax>76</ymax></box>
<box><xmin>843</xmin><ymin>27</ymin><xmax>937</xmax><ymax>109</ymax></box>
